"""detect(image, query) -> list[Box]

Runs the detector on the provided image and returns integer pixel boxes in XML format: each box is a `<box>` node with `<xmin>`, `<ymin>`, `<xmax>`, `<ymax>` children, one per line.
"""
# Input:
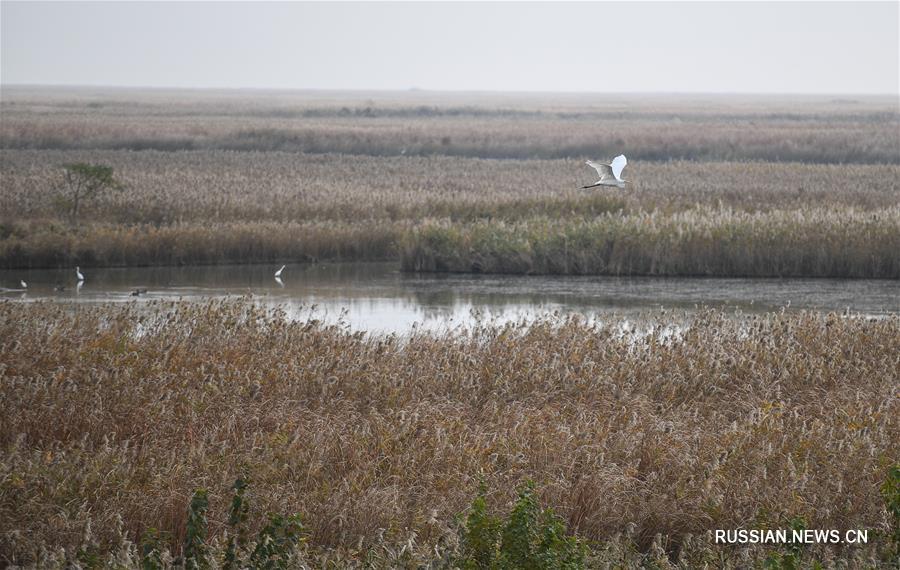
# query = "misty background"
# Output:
<box><xmin>1</xmin><ymin>1</ymin><xmax>898</xmax><ymax>94</ymax></box>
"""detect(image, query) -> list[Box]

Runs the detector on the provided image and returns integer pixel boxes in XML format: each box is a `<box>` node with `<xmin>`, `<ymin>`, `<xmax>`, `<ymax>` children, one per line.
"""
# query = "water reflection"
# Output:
<box><xmin>2</xmin><ymin>262</ymin><xmax>897</xmax><ymax>333</ymax></box>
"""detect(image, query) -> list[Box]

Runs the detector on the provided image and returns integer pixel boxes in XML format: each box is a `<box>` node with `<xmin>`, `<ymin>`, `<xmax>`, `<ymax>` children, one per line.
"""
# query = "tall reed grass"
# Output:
<box><xmin>402</xmin><ymin>207</ymin><xmax>900</xmax><ymax>278</ymax></box>
<box><xmin>0</xmin><ymin>220</ymin><xmax>402</xmax><ymax>268</ymax></box>
<box><xmin>2</xmin><ymin>149</ymin><xmax>899</xmax><ymax>275</ymax></box>
<box><xmin>1</xmin><ymin>300</ymin><xmax>897</xmax><ymax>565</ymax></box>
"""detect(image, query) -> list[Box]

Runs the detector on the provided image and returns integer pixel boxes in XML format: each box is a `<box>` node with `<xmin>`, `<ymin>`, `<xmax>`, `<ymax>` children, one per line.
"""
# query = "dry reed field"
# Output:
<box><xmin>1</xmin><ymin>128</ymin><xmax>899</xmax><ymax>276</ymax></box>
<box><xmin>1</xmin><ymin>300</ymin><xmax>898</xmax><ymax>567</ymax></box>
<box><xmin>3</xmin><ymin>89</ymin><xmax>899</xmax><ymax>567</ymax></box>
<box><xmin>2</xmin><ymin>88</ymin><xmax>900</xmax><ymax>276</ymax></box>
<box><xmin>3</xmin><ymin>88</ymin><xmax>899</xmax><ymax>163</ymax></box>
<box><xmin>402</xmin><ymin>208</ymin><xmax>900</xmax><ymax>277</ymax></box>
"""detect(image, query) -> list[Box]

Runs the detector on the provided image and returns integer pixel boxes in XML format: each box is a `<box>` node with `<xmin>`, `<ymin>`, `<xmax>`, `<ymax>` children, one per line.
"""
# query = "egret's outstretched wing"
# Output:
<box><xmin>610</xmin><ymin>155</ymin><xmax>627</xmax><ymax>181</ymax></box>
<box><xmin>586</xmin><ymin>160</ymin><xmax>614</xmax><ymax>181</ymax></box>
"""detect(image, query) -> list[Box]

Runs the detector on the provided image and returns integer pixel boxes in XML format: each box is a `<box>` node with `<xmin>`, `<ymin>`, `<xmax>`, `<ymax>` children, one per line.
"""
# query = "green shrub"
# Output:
<box><xmin>461</xmin><ymin>482</ymin><xmax>502</xmax><ymax>569</ymax></box>
<box><xmin>248</xmin><ymin>513</ymin><xmax>306</xmax><ymax>569</ymax></box>
<box><xmin>458</xmin><ymin>481</ymin><xmax>585</xmax><ymax>570</ymax></box>
<box><xmin>763</xmin><ymin>516</ymin><xmax>811</xmax><ymax>570</ymax></box>
<box><xmin>223</xmin><ymin>478</ymin><xmax>250</xmax><ymax>570</ymax></box>
<box><xmin>183</xmin><ymin>489</ymin><xmax>210</xmax><ymax>570</ymax></box>
<box><xmin>882</xmin><ymin>464</ymin><xmax>900</xmax><ymax>560</ymax></box>
<box><xmin>140</xmin><ymin>528</ymin><xmax>165</xmax><ymax>570</ymax></box>
<box><xmin>206</xmin><ymin>478</ymin><xmax>307</xmax><ymax>569</ymax></box>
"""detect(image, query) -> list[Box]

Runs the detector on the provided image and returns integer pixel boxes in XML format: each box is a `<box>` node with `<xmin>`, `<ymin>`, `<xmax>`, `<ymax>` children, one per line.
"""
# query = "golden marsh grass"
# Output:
<box><xmin>2</xmin><ymin>149</ymin><xmax>899</xmax><ymax>276</ymax></box>
<box><xmin>2</xmin><ymin>90</ymin><xmax>899</xmax><ymax>276</ymax></box>
<box><xmin>1</xmin><ymin>300</ymin><xmax>898</xmax><ymax>565</ymax></box>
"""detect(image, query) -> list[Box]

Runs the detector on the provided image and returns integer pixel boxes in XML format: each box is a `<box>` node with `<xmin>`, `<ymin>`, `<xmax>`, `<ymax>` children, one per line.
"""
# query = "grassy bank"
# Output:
<box><xmin>4</xmin><ymin>206</ymin><xmax>898</xmax><ymax>277</ymax></box>
<box><xmin>401</xmin><ymin>207</ymin><xmax>900</xmax><ymax>278</ymax></box>
<box><xmin>0</xmin><ymin>220</ymin><xmax>403</xmax><ymax>268</ymax></box>
<box><xmin>1</xmin><ymin>300</ymin><xmax>898</xmax><ymax>565</ymax></box>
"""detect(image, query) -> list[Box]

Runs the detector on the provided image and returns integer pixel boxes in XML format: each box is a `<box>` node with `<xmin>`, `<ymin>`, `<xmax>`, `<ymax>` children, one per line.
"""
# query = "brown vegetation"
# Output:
<box><xmin>402</xmin><ymin>208</ymin><xmax>900</xmax><ymax>278</ymax></box>
<box><xmin>3</xmin><ymin>89</ymin><xmax>898</xmax><ymax>568</ymax></box>
<box><xmin>2</xmin><ymin>89</ymin><xmax>898</xmax><ymax>163</ymax></box>
<box><xmin>1</xmin><ymin>300</ymin><xmax>898</xmax><ymax>565</ymax></box>
<box><xmin>2</xmin><ymin>147</ymin><xmax>899</xmax><ymax>275</ymax></box>
<box><xmin>2</xmin><ymin>90</ymin><xmax>899</xmax><ymax>275</ymax></box>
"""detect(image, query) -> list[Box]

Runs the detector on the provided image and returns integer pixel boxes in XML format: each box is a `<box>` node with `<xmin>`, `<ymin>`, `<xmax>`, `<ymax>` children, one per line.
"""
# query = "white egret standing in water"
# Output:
<box><xmin>76</xmin><ymin>266</ymin><xmax>85</xmax><ymax>281</ymax></box>
<box><xmin>582</xmin><ymin>154</ymin><xmax>629</xmax><ymax>189</ymax></box>
<box><xmin>275</xmin><ymin>265</ymin><xmax>286</xmax><ymax>278</ymax></box>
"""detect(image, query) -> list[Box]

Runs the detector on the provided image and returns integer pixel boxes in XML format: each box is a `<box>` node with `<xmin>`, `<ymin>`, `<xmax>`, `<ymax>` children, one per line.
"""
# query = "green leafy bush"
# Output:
<box><xmin>459</xmin><ymin>481</ymin><xmax>586</xmax><ymax>570</ymax></box>
<box><xmin>135</xmin><ymin>480</ymin><xmax>308</xmax><ymax>569</ymax></box>
<box><xmin>182</xmin><ymin>489</ymin><xmax>210</xmax><ymax>569</ymax></box>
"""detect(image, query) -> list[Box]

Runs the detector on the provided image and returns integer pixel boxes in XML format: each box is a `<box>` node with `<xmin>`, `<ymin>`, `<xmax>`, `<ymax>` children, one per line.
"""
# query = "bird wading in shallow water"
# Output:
<box><xmin>583</xmin><ymin>154</ymin><xmax>629</xmax><ymax>189</ymax></box>
<box><xmin>75</xmin><ymin>266</ymin><xmax>85</xmax><ymax>281</ymax></box>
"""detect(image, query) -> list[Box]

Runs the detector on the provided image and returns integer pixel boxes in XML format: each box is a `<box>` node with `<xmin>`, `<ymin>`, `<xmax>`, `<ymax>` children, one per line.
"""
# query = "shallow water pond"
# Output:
<box><xmin>2</xmin><ymin>262</ymin><xmax>897</xmax><ymax>333</ymax></box>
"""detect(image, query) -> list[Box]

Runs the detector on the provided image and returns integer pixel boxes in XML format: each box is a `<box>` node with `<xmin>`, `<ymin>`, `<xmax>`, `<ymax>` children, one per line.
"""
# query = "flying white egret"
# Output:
<box><xmin>582</xmin><ymin>154</ymin><xmax>629</xmax><ymax>189</ymax></box>
<box><xmin>20</xmin><ymin>280</ymin><xmax>27</xmax><ymax>289</ymax></box>
<box><xmin>275</xmin><ymin>276</ymin><xmax>284</xmax><ymax>288</ymax></box>
<box><xmin>275</xmin><ymin>265</ymin><xmax>286</xmax><ymax>278</ymax></box>
<box><xmin>76</xmin><ymin>266</ymin><xmax>85</xmax><ymax>281</ymax></box>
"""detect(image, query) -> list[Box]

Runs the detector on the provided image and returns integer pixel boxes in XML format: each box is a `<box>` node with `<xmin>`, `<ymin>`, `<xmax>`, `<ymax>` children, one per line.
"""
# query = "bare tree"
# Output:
<box><xmin>58</xmin><ymin>163</ymin><xmax>124</xmax><ymax>226</ymax></box>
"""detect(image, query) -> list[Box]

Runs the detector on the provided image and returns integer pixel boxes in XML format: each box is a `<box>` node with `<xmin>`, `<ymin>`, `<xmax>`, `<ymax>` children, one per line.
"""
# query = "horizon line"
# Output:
<box><xmin>2</xmin><ymin>83</ymin><xmax>898</xmax><ymax>98</ymax></box>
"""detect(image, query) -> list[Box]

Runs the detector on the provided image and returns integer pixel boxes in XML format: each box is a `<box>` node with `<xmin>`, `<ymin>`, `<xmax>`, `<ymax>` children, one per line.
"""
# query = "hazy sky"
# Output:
<box><xmin>2</xmin><ymin>1</ymin><xmax>898</xmax><ymax>94</ymax></box>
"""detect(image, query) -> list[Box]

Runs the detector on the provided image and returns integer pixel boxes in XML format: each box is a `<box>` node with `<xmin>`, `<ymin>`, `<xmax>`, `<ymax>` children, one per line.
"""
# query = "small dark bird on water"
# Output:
<box><xmin>130</xmin><ymin>288</ymin><xmax>148</xmax><ymax>296</ymax></box>
<box><xmin>54</xmin><ymin>284</ymin><xmax>66</xmax><ymax>292</ymax></box>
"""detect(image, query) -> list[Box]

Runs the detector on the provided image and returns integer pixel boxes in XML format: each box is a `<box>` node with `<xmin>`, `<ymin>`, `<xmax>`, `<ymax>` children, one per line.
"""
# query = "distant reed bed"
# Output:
<box><xmin>3</xmin><ymin>206</ymin><xmax>897</xmax><ymax>277</ymax></box>
<box><xmin>0</xmin><ymin>220</ymin><xmax>402</xmax><ymax>268</ymax></box>
<box><xmin>5</xmin><ymin>150</ymin><xmax>898</xmax><ymax>226</ymax></box>
<box><xmin>2</xmin><ymin>90</ymin><xmax>898</xmax><ymax>163</ymax></box>
<box><xmin>1</xmin><ymin>300</ymin><xmax>898</xmax><ymax>565</ymax></box>
<box><xmin>2</xmin><ymin>150</ymin><xmax>899</xmax><ymax>275</ymax></box>
<box><xmin>402</xmin><ymin>207</ymin><xmax>900</xmax><ymax>278</ymax></box>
